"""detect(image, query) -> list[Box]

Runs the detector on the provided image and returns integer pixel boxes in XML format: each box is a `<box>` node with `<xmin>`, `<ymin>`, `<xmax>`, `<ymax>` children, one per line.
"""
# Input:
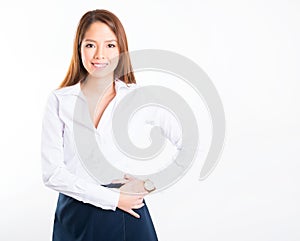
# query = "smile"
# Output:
<box><xmin>92</xmin><ymin>63</ymin><xmax>108</xmax><ymax>68</ymax></box>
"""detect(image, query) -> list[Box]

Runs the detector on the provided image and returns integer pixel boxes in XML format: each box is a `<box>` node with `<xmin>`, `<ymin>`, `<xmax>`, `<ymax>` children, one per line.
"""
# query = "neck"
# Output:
<box><xmin>81</xmin><ymin>74</ymin><xmax>115</xmax><ymax>96</ymax></box>
<box><xmin>85</xmin><ymin>74</ymin><xmax>114</xmax><ymax>90</ymax></box>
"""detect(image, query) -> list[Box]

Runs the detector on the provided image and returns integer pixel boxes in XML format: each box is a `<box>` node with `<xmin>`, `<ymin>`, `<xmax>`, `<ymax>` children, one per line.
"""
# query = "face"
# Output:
<box><xmin>80</xmin><ymin>21</ymin><xmax>120</xmax><ymax>79</ymax></box>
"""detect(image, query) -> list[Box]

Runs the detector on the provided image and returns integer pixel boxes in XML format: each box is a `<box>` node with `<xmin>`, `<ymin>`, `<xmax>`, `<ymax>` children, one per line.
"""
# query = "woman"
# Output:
<box><xmin>41</xmin><ymin>9</ymin><xmax>158</xmax><ymax>241</ymax></box>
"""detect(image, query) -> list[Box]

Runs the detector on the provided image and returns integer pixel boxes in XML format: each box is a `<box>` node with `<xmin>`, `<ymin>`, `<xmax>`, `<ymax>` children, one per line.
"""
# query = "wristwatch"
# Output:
<box><xmin>143</xmin><ymin>179</ymin><xmax>156</xmax><ymax>192</ymax></box>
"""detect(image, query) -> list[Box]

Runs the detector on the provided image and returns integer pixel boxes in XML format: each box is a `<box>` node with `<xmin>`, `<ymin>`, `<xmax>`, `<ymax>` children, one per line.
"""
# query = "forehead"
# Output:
<box><xmin>83</xmin><ymin>21</ymin><xmax>117</xmax><ymax>40</ymax></box>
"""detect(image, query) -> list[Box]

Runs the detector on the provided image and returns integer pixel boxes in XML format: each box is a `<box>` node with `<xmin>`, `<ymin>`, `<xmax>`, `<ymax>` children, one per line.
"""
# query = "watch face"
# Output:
<box><xmin>144</xmin><ymin>180</ymin><xmax>155</xmax><ymax>192</ymax></box>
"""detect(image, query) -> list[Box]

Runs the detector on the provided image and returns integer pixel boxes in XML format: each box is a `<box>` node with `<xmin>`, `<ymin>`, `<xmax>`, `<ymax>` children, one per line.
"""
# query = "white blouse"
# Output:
<box><xmin>41</xmin><ymin>79</ymin><xmax>182</xmax><ymax>210</ymax></box>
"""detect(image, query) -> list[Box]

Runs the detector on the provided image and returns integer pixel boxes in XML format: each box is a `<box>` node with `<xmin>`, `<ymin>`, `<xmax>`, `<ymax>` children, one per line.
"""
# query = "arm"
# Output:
<box><xmin>143</xmin><ymin>106</ymin><xmax>183</xmax><ymax>190</ymax></box>
<box><xmin>41</xmin><ymin>92</ymin><xmax>120</xmax><ymax>210</ymax></box>
<box><xmin>118</xmin><ymin>105</ymin><xmax>183</xmax><ymax>193</ymax></box>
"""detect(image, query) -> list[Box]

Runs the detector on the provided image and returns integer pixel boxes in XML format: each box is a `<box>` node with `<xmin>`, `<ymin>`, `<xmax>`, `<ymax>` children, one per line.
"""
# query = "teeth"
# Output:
<box><xmin>93</xmin><ymin>63</ymin><xmax>108</xmax><ymax>68</ymax></box>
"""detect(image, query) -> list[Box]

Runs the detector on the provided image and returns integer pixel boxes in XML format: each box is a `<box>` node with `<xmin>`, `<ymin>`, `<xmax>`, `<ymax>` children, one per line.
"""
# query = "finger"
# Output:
<box><xmin>139</xmin><ymin>191</ymin><xmax>148</xmax><ymax>196</ymax></box>
<box><xmin>128</xmin><ymin>209</ymin><xmax>140</xmax><ymax>219</ymax></box>
<box><xmin>124</xmin><ymin>174</ymin><xmax>135</xmax><ymax>181</ymax></box>
<box><xmin>111</xmin><ymin>179</ymin><xmax>128</xmax><ymax>184</ymax></box>
<box><xmin>133</xmin><ymin>203</ymin><xmax>145</xmax><ymax>209</ymax></box>
<box><xmin>133</xmin><ymin>199</ymin><xmax>143</xmax><ymax>206</ymax></box>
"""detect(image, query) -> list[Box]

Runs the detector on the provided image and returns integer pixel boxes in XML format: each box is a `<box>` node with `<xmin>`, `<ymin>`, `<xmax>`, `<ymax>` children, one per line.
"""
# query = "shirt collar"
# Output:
<box><xmin>114</xmin><ymin>78</ymin><xmax>131</xmax><ymax>92</ymax></box>
<box><xmin>70</xmin><ymin>78</ymin><xmax>131</xmax><ymax>99</ymax></box>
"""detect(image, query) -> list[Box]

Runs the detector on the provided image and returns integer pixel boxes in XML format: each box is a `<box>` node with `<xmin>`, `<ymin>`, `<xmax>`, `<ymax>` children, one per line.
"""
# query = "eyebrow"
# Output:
<box><xmin>83</xmin><ymin>39</ymin><xmax>117</xmax><ymax>43</ymax></box>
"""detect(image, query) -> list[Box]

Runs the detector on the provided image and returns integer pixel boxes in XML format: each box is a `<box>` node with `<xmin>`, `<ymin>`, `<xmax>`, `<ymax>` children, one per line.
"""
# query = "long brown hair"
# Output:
<box><xmin>59</xmin><ymin>9</ymin><xmax>136</xmax><ymax>88</ymax></box>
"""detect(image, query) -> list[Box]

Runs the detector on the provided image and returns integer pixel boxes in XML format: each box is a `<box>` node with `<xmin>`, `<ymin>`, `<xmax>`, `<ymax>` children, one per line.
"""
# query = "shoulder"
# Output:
<box><xmin>114</xmin><ymin>79</ymin><xmax>141</xmax><ymax>96</ymax></box>
<box><xmin>52</xmin><ymin>83</ymin><xmax>81</xmax><ymax>97</ymax></box>
<box><xmin>44</xmin><ymin>83</ymin><xmax>81</xmax><ymax>110</ymax></box>
<box><xmin>115</xmin><ymin>79</ymin><xmax>139</xmax><ymax>88</ymax></box>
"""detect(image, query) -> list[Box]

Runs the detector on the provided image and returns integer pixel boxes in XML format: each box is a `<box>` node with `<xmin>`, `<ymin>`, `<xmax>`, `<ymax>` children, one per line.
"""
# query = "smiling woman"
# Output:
<box><xmin>80</xmin><ymin>21</ymin><xmax>119</xmax><ymax>80</ymax></box>
<box><xmin>59</xmin><ymin>9</ymin><xmax>135</xmax><ymax>88</ymax></box>
<box><xmin>41</xmin><ymin>9</ymin><xmax>158</xmax><ymax>241</ymax></box>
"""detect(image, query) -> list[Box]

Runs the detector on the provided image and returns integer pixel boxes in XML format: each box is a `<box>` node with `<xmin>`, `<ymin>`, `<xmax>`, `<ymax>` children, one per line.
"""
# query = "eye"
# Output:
<box><xmin>85</xmin><ymin>43</ymin><xmax>95</xmax><ymax>48</ymax></box>
<box><xmin>107</xmin><ymin>43</ymin><xmax>116</xmax><ymax>48</ymax></box>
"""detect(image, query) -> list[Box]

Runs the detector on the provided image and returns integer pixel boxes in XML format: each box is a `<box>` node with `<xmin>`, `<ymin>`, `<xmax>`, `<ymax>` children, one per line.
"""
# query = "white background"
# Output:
<box><xmin>0</xmin><ymin>0</ymin><xmax>299</xmax><ymax>240</ymax></box>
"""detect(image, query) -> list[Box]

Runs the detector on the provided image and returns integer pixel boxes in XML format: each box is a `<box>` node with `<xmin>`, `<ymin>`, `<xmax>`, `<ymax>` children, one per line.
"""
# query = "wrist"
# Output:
<box><xmin>143</xmin><ymin>179</ymin><xmax>156</xmax><ymax>192</ymax></box>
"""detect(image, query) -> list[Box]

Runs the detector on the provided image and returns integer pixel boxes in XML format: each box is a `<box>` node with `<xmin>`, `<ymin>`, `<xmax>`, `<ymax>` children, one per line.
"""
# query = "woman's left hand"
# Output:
<box><xmin>119</xmin><ymin>174</ymin><xmax>148</xmax><ymax>195</ymax></box>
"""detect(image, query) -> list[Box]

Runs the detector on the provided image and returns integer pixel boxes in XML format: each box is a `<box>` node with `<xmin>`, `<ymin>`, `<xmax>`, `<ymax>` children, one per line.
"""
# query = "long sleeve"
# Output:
<box><xmin>41</xmin><ymin>91</ymin><xmax>120</xmax><ymax>210</ymax></box>
<box><xmin>125</xmin><ymin>104</ymin><xmax>184</xmax><ymax>190</ymax></box>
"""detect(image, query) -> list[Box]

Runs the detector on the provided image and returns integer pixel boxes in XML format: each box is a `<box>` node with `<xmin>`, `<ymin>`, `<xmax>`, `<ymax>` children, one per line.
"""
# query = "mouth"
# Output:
<box><xmin>92</xmin><ymin>62</ymin><xmax>108</xmax><ymax>69</ymax></box>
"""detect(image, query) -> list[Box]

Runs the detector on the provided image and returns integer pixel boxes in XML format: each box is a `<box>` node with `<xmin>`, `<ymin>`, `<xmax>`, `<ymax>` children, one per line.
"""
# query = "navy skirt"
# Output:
<box><xmin>53</xmin><ymin>193</ymin><xmax>158</xmax><ymax>241</ymax></box>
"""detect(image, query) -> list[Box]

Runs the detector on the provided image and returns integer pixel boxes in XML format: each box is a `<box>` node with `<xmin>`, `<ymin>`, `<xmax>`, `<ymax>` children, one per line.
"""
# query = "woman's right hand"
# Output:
<box><xmin>117</xmin><ymin>174</ymin><xmax>148</xmax><ymax>218</ymax></box>
<box><xmin>117</xmin><ymin>192</ymin><xmax>145</xmax><ymax>218</ymax></box>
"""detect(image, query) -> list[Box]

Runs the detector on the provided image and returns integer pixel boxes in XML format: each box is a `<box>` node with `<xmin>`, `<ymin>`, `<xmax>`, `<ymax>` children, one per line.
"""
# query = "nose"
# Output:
<box><xmin>94</xmin><ymin>45</ymin><xmax>105</xmax><ymax>60</ymax></box>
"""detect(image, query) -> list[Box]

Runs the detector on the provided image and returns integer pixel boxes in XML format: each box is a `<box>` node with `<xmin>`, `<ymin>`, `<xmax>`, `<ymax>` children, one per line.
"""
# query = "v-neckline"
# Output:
<box><xmin>78</xmin><ymin>81</ymin><xmax>117</xmax><ymax>131</ymax></box>
<box><xmin>93</xmin><ymin>91</ymin><xmax>116</xmax><ymax>130</ymax></box>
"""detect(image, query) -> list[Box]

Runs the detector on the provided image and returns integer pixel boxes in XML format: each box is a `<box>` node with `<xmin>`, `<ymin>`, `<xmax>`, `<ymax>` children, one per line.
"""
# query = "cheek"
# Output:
<box><xmin>109</xmin><ymin>51</ymin><xmax>120</xmax><ymax>65</ymax></box>
<box><xmin>110</xmin><ymin>48</ymin><xmax>120</xmax><ymax>58</ymax></box>
<box><xmin>110</xmin><ymin>50</ymin><xmax>119</xmax><ymax>60</ymax></box>
<box><xmin>81</xmin><ymin>48</ymin><xmax>93</xmax><ymax>63</ymax></box>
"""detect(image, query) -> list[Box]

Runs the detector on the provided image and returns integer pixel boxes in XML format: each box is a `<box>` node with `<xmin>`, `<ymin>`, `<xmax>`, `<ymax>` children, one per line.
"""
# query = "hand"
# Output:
<box><xmin>110</xmin><ymin>177</ymin><xmax>129</xmax><ymax>185</ymax></box>
<box><xmin>117</xmin><ymin>192</ymin><xmax>145</xmax><ymax>218</ymax></box>
<box><xmin>120</xmin><ymin>174</ymin><xmax>148</xmax><ymax>195</ymax></box>
<box><xmin>117</xmin><ymin>174</ymin><xmax>148</xmax><ymax>218</ymax></box>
